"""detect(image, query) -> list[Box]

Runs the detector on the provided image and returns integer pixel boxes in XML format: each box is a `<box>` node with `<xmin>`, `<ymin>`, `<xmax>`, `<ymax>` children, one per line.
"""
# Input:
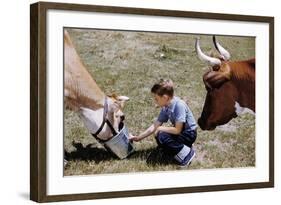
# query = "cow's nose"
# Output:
<box><xmin>198</xmin><ymin>118</ymin><xmax>216</xmax><ymax>130</ymax></box>
<box><xmin>120</xmin><ymin>115</ymin><xmax>125</xmax><ymax>121</ymax></box>
<box><xmin>198</xmin><ymin>118</ymin><xmax>206</xmax><ymax>130</ymax></box>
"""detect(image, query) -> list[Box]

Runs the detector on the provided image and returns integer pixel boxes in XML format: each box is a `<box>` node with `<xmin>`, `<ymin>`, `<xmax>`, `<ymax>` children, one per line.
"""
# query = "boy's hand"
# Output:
<box><xmin>128</xmin><ymin>134</ymin><xmax>142</xmax><ymax>142</ymax></box>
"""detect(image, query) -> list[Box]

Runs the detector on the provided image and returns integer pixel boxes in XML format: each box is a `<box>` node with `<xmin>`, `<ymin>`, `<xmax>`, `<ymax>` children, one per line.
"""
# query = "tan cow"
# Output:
<box><xmin>64</xmin><ymin>30</ymin><xmax>129</xmax><ymax>141</ymax></box>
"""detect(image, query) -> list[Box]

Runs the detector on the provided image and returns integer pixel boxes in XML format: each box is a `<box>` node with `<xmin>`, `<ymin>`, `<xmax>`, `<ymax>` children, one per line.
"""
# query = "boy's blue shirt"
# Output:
<box><xmin>157</xmin><ymin>96</ymin><xmax>197</xmax><ymax>132</ymax></box>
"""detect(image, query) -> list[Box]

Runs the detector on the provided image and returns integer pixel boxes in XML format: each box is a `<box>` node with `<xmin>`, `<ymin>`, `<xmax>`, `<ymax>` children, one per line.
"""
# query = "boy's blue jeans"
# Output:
<box><xmin>155</xmin><ymin>130</ymin><xmax>197</xmax><ymax>156</ymax></box>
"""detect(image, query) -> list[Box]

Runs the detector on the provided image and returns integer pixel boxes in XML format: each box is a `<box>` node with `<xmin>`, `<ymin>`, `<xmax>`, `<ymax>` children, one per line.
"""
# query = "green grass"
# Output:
<box><xmin>64</xmin><ymin>29</ymin><xmax>255</xmax><ymax>175</ymax></box>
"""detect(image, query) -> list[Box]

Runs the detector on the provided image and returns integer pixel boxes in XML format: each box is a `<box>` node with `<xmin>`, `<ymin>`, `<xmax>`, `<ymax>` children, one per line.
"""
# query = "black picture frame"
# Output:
<box><xmin>30</xmin><ymin>1</ymin><xmax>274</xmax><ymax>202</ymax></box>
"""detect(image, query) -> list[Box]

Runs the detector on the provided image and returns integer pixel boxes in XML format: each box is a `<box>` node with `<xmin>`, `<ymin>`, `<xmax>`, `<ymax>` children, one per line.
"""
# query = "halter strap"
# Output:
<box><xmin>91</xmin><ymin>97</ymin><xmax>118</xmax><ymax>142</ymax></box>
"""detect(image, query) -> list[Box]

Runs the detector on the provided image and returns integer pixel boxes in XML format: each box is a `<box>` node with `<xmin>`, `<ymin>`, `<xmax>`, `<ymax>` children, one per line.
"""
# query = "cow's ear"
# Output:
<box><xmin>204</xmin><ymin>70</ymin><xmax>230</xmax><ymax>89</ymax></box>
<box><xmin>115</xmin><ymin>96</ymin><xmax>129</xmax><ymax>109</ymax></box>
<box><xmin>117</xmin><ymin>96</ymin><xmax>130</xmax><ymax>101</ymax></box>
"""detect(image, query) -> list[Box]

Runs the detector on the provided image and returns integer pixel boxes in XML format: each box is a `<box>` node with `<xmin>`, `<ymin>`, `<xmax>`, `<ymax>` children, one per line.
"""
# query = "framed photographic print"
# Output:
<box><xmin>30</xmin><ymin>1</ymin><xmax>274</xmax><ymax>202</ymax></box>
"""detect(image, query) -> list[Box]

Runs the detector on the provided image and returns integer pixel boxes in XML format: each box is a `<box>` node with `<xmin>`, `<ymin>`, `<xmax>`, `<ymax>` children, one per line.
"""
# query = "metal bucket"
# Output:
<box><xmin>104</xmin><ymin>125</ymin><xmax>135</xmax><ymax>159</ymax></box>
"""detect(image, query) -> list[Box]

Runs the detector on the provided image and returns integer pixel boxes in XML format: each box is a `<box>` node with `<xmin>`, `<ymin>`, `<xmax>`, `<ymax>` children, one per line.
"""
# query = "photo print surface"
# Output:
<box><xmin>63</xmin><ymin>28</ymin><xmax>255</xmax><ymax>176</ymax></box>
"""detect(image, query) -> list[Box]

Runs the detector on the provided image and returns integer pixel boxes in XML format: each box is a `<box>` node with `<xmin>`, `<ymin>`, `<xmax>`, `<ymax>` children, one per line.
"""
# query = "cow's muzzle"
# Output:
<box><xmin>198</xmin><ymin>117</ymin><xmax>216</xmax><ymax>131</ymax></box>
<box><xmin>118</xmin><ymin>115</ymin><xmax>125</xmax><ymax>131</ymax></box>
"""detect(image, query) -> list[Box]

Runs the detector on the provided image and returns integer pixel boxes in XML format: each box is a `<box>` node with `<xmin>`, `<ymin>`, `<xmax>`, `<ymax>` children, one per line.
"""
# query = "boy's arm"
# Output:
<box><xmin>130</xmin><ymin>121</ymin><xmax>162</xmax><ymax>141</ymax></box>
<box><xmin>156</xmin><ymin>122</ymin><xmax>183</xmax><ymax>135</ymax></box>
<box><xmin>156</xmin><ymin>101</ymin><xmax>186</xmax><ymax>135</ymax></box>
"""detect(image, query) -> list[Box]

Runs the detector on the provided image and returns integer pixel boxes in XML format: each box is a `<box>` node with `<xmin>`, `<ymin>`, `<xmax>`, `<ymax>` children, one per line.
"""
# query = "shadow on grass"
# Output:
<box><xmin>64</xmin><ymin>141</ymin><xmax>117</xmax><ymax>163</ymax></box>
<box><xmin>65</xmin><ymin>141</ymin><xmax>175</xmax><ymax>166</ymax></box>
<box><xmin>129</xmin><ymin>147</ymin><xmax>175</xmax><ymax>166</ymax></box>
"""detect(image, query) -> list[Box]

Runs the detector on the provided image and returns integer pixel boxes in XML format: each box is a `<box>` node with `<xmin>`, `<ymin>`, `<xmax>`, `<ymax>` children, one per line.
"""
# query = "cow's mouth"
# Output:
<box><xmin>199</xmin><ymin>124</ymin><xmax>216</xmax><ymax>131</ymax></box>
<box><xmin>118</xmin><ymin>115</ymin><xmax>125</xmax><ymax>131</ymax></box>
<box><xmin>118</xmin><ymin>121</ymin><xmax>124</xmax><ymax>131</ymax></box>
<box><xmin>198</xmin><ymin>117</ymin><xmax>216</xmax><ymax>130</ymax></box>
<box><xmin>204</xmin><ymin>126</ymin><xmax>216</xmax><ymax>131</ymax></box>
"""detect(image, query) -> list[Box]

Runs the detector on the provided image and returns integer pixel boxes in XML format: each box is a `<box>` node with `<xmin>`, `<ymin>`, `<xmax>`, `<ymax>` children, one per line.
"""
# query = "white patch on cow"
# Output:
<box><xmin>78</xmin><ymin>107</ymin><xmax>104</xmax><ymax>135</ymax></box>
<box><xmin>234</xmin><ymin>102</ymin><xmax>255</xmax><ymax>116</ymax></box>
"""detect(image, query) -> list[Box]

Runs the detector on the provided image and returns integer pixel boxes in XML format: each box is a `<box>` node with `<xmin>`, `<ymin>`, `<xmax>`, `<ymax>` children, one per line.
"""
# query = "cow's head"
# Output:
<box><xmin>196</xmin><ymin>36</ymin><xmax>238</xmax><ymax>130</ymax></box>
<box><xmin>198</xmin><ymin>80</ymin><xmax>238</xmax><ymax>130</ymax></box>
<box><xmin>107</xmin><ymin>94</ymin><xmax>130</xmax><ymax>132</ymax></box>
<box><xmin>79</xmin><ymin>94</ymin><xmax>130</xmax><ymax>140</ymax></box>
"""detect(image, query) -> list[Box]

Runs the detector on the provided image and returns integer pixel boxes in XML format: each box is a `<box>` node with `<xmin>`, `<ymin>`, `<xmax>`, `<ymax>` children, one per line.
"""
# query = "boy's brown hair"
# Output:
<box><xmin>151</xmin><ymin>79</ymin><xmax>174</xmax><ymax>97</ymax></box>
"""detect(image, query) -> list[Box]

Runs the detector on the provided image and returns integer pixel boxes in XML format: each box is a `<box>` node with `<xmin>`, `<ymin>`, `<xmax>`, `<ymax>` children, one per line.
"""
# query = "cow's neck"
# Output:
<box><xmin>228</xmin><ymin>60</ymin><xmax>255</xmax><ymax>112</ymax></box>
<box><xmin>231</xmin><ymin>76</ymin><xmax>255</xmax><ymax>112</ymax></box>
<box><xmin>64</xmin><ymin>31</ymin><xmax>105</xmax><ymax>110</ymax></box>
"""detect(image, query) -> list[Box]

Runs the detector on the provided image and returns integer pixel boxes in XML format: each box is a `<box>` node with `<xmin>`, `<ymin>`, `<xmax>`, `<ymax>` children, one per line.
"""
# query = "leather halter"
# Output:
<box><xmin>91</xmin><ymin>97</ymin><xmax>118</xmax><ymax>142</ymax></box>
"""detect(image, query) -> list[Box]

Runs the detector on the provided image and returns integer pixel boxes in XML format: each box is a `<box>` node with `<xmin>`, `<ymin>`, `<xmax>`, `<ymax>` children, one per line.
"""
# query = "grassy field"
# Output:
<box><xmin>64</xmin><ymin>28</ymin><xmax>255</xmax><ymax>176</ymax></box>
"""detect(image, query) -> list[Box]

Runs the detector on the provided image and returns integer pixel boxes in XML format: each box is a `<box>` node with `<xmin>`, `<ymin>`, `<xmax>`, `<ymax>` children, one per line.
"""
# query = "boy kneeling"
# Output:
<box><xmin>129</xmin><ymin>79</ymin><xmax>197</xmax><ymax>166</ymax></box>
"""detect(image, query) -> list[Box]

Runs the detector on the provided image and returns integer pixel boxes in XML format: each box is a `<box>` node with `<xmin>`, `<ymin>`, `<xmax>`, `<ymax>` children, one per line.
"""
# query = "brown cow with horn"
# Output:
<box><xmin>196</xmin><ymin>36</ymin><xmax>255</xmax><ymax>130</ymax></box>
<box><xmin>64</xmin><ymin>30</ymin><xmax>129</xmax><ymax>141</ymax></box>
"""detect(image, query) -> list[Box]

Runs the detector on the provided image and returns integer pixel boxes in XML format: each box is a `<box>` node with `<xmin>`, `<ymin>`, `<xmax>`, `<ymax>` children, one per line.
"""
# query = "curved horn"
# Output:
<box><xmin>213</xmin><ymin>36</ymin><xmax>231</xmax><ymax>60</ymax></box>
<box><xmin>195</xmin><ymin>37</ymin><xmax>221</xmax><ymax>66</ymax></box>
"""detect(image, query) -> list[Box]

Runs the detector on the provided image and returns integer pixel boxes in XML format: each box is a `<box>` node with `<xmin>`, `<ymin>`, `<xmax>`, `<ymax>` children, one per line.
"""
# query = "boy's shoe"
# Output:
<box><xmin>179</xmin><ymin>147</ymin><xmax>195</xmax><ymax>167</ymax></box>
